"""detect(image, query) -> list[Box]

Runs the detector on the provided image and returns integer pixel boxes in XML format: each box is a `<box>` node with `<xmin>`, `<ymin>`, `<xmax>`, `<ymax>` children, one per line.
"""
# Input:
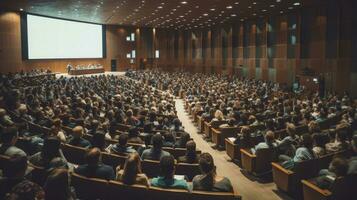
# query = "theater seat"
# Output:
<box><xmin>240</xmin><ymin>148</ymin><xmax>277</xmax><ymax>176</ymax></box>
<box><xmin>0</xmin><ymin>154</ymin><xmax>9</xmax><ymax>171</ymax></box>
<box><xmin>176</xmin><ymin>163</ymin><xmax>201</xmax><ymax>181</ymax></box>
<box><xmin>301</xmin><ymin>179</ymin><xmax>332</xmax><ymax>200</ymax></box>
<box><xmin>71</xmin><ymin>172</ymin><xmax>109</xmax><ymax>200</ymax></box>
<box><xmin>211</xmin><ymin>126</ymin><xmax>239</xmax><ymax>149</ymax></box>
<box><xmin>28</xmin><ymin>162</ymin><xmax>46</xmax><ymax>186</ymax></box>
<box><xmin>61</xmin><ymin>143</ymin><xmax>87</xmax><ymax>165</ymax></box>
<box><xmin>142</xmin><ymin>159</ymin><xmax>161</xmax><ymax>178</ymax></box>
<box><xmin>191</xmin><ymin>190</ymin><xmax>241</xmax><ymax>200</ymax></box>
<box><xmin>225</xmin><ymin>138</ymin><xmax>240</xmax><ymax>163</ymax></box>
<box><xmin>102</xmin><ymin>152</ymin><xmax>127</xmax><ymax>170</ymax></box>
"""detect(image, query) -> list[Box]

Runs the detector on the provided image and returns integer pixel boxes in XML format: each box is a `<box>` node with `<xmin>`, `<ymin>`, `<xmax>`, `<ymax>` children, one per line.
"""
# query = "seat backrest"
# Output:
<box><xmin>294</xmin><ymin>159</ymin><xmax>318</xmax><ymax>180</ymax></box>
<box><xmin>61</xmin><ymin>143</ymin><xmax>87</xmax><ymax>165</ymax></box>
<box><xmin>71</xmin><ymin>172</ymin><xmax>109</xmax><ymax>200</ymax></box>
<box><xmin>210</xmin><ymin>120</ymin><xmax>227</xmax><ymax>128</ymax></box>
<box><xmin>331</xmin><ymin>174</ymin><xmax>357</xmax><ymax>200</ymax></box>
<box><xmin>255</xmin><ymin>148</ymin><xmax>276</xmax><ymax>173</ymax></box>
<box><xmin>107</xmin><ymin>180</ymin><xmax>149</xmax><ymax>200</ymax></box>
<box><xmin>176</xmin><ymin>163</ymin><xmax>201</xmax><ymax>181</ymax></box>
<box><xmin>149</xmin><ymin>186</ymin><xmax>189</xmax><ymax>200</ymax></box>
<box><xmin>296</xmin><ymin>125</ymin><xmax>308</xmax><ymax>135</ymax></box>
<box><xmin>28</xmin><ymin>122</ymin><xmax>50</xmax><ymax>136</ymax></box>
<box><xmin>28</xmin><ymin>163</ymin><xmax>47</xmax><ymax>186</ymax></box>
<box><xmin>191</xmin><ymin>191</ymin><xmax>241</xmax><ymax>200</ymax></box>
<box><xmin>102</xmin><ymin>152</ymin><xmax>127</xmax><ymax>170</ymax></box>
<box><xmin>142</xmin><ymin>159</ymin><xmax>161</xmax><ymax>178</ymax></box>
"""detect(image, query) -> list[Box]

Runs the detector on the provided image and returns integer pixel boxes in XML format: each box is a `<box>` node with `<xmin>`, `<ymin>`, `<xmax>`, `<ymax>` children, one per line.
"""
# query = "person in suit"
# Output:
<box><xmin>75</xmin><ymin>148</ymin><xmax>115</xmax><ymax>180</ymax></box>
<box><xmin>192</xmin><ymin>153</ymin><xmax>233</xmax><ymax>192</ymax></box>
<box><xmin>116</xmin><ymin>152</ymin><xmax>150</xmax><ymax>187</ymax></box>
<box><xmin>68</xmin><ymin>126</ymin><xmax>91</xmax><ymax>148</ymax></box>
<box><xmin>177</xmin><ymin>141</ymin><xmax>198</xmax><ymax>164</ymax></box>
<box><xmin>141</xmin><ymin>134</ymin><xmax>170</xmax><ymax>161</ymax></box>
<box><xmin>151</xmin><ymin>155</ymin><xmax>189</xmax><ymax>190</ymax></box>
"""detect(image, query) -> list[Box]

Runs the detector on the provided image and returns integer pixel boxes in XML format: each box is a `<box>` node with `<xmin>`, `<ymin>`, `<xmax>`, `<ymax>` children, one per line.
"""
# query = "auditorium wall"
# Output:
<box><xmin>0</xmin><ymin>12</ymin><xmax>153</xmax><ymax>73</ymax></box>
<box><xmin>154</xmin><ymin>0</ymin><xmax>357</xmax><ymax>97</ymax></box>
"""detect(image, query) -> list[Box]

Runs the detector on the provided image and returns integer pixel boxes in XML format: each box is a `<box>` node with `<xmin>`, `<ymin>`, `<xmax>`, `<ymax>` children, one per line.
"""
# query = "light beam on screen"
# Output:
<box><xmin>27</xmin><ymin>14</ymin><xmax>103</xmax><ymax>59</ymax></box>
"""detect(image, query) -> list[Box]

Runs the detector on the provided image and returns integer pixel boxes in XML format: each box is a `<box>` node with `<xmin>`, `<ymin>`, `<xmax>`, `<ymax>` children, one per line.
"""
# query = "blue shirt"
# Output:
<box><xmin>151</xmin><ymin>176</ymin><xmax>189</xmax><ymax>190</ymax></box>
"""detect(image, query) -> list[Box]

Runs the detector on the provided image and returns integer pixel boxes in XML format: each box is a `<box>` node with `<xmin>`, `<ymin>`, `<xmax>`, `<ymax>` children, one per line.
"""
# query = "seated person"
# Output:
<box><xmin>163</xmin><ymin>132</ymin><xmax>176</xmax><ymax>148</ymax></box>
<box><xmin>151</xmin><ymin>155</ymin><xmax>189</xmax><ymax>190</ymax></box>
<box><xmin>234</xmin><ymin>126</ymin><xmax>252</xmax><ymax>149</ymax></box>
<box><xmin>44</xmin><ymin>168</ymin><xmax>76</xmax><ymax>200</ymax></box>
<box><xmin>251</xmin><ymin>131</ymin><xmax>277</xmax><ymax>154</ymax></box>
<box><xmin>127</xmin><ymin>127</ymin><xmax>143</xmax><ymax>144</ymax></box>
<box><xmin>312</xmin><ymin>133</ymin><xmax>327</xmax><ymax>158</ymax></box>
<box><xmin>0</xmin><ymin>126</ymin><xmax>26</xmax><ymax>157</ymax></box>
<box><xmin>316</xmin><ymin>157</ymin><xmax>349</xmax><ymax>190</ymax></box>
<box><xmin>0</xmin><ymin>108</ymin><xmax>14</xmax><ymax>127</ymax></box>
<box><xmin>91</xmin><ymin>131</ymin><xmax>107</xmax><ymax>151</ymax></box>
<box><xmin>193</xmin><ymin>153</ymin><xmax>233</xmax><ymax>192</ymax></box>
<box><xmin>141</xmin><ymin>134</ymin><xmax>170</xmax><ymax>161</ymax></box>
<box><xmin>0</xmin><ymin>155</ymin><xmax>43</xmax><ymax>199</ymax></box>
<box><xmin>116</xmin><ymin>152</ymin><xmax>150</xmax><ymax>187</ymax></box>
<box><xmin>326</xmin><ymin>125</ymin><xmax>351</xmax><ymax>153</ymax></box>
<box><xmin>29</xmin><ymin>136</ymin><xmax>68</xmax><ymax>168</ymax></box>
<box><xmin>177</xmin><ymin>141</ymin><xmax>198</xmax><ymax>164</ymax></box>
<box><xmin>277</xmin><ymin>123</ymin><xmax>300</xmax><ymax>156</ymax></box>
<box><xmin>75</xmin><ymin>148</ymin><xmax>115</xmax><ymax>180</ymax></box>
<box><xmin>68</xmin><ymin>126</ymin><xmax>91</xmax><ymax>148</ymax></box>
<box><xmin>175</xmin><ymin>132</ymin><xmax>191</xmax><ymax>148</ymax></box>
<box><xmin>280</xmin><ymin>134</ymin><xmax>315</xmax><ymax>169</ymax></box>
<box><xmin>108</xmin><ymin>134</ymin><xmax>136</xmax><ymax>155</ymax></box>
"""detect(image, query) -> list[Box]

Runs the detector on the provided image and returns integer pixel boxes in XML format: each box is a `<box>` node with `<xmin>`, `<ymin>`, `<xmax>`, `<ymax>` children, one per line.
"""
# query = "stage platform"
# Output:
<box><xmin>56</xmin><ymin>71</ymin><xmax>125</xmax><ymax>78</ymax></box>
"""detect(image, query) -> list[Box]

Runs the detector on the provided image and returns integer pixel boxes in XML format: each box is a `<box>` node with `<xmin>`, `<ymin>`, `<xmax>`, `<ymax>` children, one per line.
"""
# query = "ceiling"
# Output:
<box><xmin>0</xmin><ymin>0</ymin><xmax>320</xmax><ymax>29</ymax></box>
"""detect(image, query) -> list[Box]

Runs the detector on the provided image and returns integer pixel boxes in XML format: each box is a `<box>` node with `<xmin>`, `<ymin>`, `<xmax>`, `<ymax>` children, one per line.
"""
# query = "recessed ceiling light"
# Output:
<box><xmin>181</xmin><ymin>1</ymin><xmax>187</xmax><ymax>4</ymax></box>
<box><xmin>270</xmin><ymin>4</ymin><xmax>275</xmax><ymax>7</ymax></box>
<box><xmin>288</xmin><ymin>7</ymin><xmax>293</xmax><ymax>9</ymax></box>
<box><xmin>276</xmin><ymin>0</ymin><xmax>281</xmax><ymax>2</ymax></box>
<box><xmin>203</xmin><ymin>13</ymin><xmax>208</xmax><ymax>16</ymax></box>
<box><xmin>262</xmin><ymin>9</ymin><xmax>267</xmax><ymax>12</ymax></box>
<box><xmin>158</xmin><ymin>6</ymin><xmax>163</xmax><ymax>9</ymax></box>
<box><xmin>210</xmin><ymin>8</ymin><xmax>215</xmax><ymax>11</ymax></box>
<box><xmin>19</xmin><ymin>8</ymin><xmax>23</xmax><ymax>11</ymax></box>
<box><xmin>293</xmin><ymin>2</ymin><xmax>301</xmax><ymax>6</ymax></box>
<box><xmin>280</xmin><ymin>10</ymin><xmax>284</xmax><ymax>13</ymax></box>
<box><xmin>231</xmin><ymin>14</ymin><xmax>237</xmax><ymax>17</ymax></box>
<box><xmin>253</xmin><ymin>2</ymin><xmax>257</xmax><ymax>5</ymax></box>
<box><xmin>226</xmin><ymin>5</ymin><xmax>233</xmax><ymax>9</ymax></box>
<box><xmin>248</xmin><ymin>6</ymin><xmax>252</xmax><ymax>9</ymax></box>
<box><xmin>234</xmin><ymin>2</ymin><xmax>239</xmax><ymax>5</ymax></box>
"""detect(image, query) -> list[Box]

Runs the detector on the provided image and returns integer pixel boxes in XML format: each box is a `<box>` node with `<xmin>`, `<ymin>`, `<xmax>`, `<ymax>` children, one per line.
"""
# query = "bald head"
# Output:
<box><xmin>72</xmin><ymin>126</ymin><xmax>84</xmax><ymax>138</ymax></box>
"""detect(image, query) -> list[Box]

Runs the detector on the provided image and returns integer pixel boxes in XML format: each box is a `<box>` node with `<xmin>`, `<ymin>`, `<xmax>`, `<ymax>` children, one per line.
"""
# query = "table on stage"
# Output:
<box><xmin>68</xmin><ymin>68</ymin><xmax>105</xmax><ymax>75</ymax></box>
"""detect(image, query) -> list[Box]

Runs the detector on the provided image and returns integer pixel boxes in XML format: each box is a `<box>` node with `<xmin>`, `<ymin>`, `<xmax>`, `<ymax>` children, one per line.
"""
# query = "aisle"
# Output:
<box><xmin>174</xmin><ymin>98</ymin><xmax>290</xmax><ymax>200</ymax></box>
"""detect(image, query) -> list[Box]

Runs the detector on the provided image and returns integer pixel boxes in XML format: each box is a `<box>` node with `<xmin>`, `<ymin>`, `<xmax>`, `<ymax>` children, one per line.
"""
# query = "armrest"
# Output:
<box><xmin>211</xmin><ymin>128</ymin><xmax>221</xmax><ymax>134</ymax></box>
<box><xmin>225</xmin><ymin>138</ymin><xmax>235</xmax><ymax>145</ymax></box>
<box><xmin>301</xmin><ymin>180</ymin><xmax>332</xmax><ymax>197</ymax></box>
<box><xmin>240</xmin><ymin>149</ymin><xmax>256</xmax><ymax>158</ymax></box>
<box><xmin>271</xmin><ymin>162</ymin><xmax>294</xmax><ymax>175</ymax></box>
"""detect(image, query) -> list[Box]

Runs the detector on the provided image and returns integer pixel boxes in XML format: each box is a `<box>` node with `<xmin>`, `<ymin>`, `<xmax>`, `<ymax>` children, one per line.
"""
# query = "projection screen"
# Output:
<box><xmin>24</xmin><ymin>14</ymin><xmax>105</xmax><ymax>59</ymax></box>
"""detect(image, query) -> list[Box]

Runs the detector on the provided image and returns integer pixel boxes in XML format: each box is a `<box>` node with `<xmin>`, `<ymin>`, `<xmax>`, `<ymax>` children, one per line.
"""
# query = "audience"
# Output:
<box><xmin>0</xmin><ymin>127</ymin><xmax>26</xmax><ymax>157</ymax></box>
<box><xmin>68</xmin><ymin>126</ymin><xmax>91</xmax><ymax>148</ymax></box>
<box><xmin>108</xmin><ymin>133</ymin><xmax>136</xmax><ymax>155</ymax></box>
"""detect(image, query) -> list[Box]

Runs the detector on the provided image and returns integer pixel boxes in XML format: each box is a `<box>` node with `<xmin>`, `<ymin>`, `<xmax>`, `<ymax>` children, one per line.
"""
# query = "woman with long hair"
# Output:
<box><xmin>192</xmin><ymin>153</ymin><xmax>233</xmax><ymax>192</ymax></box>
<box><xmin>116</xmin><ymin>152</ymin><xmax>150</xmax><ymax>187</ymax></box>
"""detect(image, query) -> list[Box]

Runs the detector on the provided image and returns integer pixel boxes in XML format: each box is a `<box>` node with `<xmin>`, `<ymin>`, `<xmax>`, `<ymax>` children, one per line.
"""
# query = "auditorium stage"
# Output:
<box><xmin>56</xmin><ymin>71</ymin><xmax>125</xmax><ymax>78</ymax></box>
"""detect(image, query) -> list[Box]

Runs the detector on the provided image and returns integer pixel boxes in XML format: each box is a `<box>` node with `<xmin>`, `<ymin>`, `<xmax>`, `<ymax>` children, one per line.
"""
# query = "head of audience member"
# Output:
<box><xmin>72</xmin><ymin>126</ymin><xmax>84</xmax><ymax>139</ymax></box>
<box><xmin>177</xmin><ymin>132</ymin><xmax>190</xmax><ymax>148</ymax></box>
<box><xmin>128</xmin><ymin>127</ymin><xmax>139</xmax><ymax>139</ymax></box>
<box><xmin>265</xmin><ymin>131</ymin><xmax>276</xmax><ymax>147</ymax></box>
<box><xmin>44</xmin><ymin>169</ymin><xmax>72</xmax><ymax>200</ymax></box>
<box><xmin>90</xmin><ymin>120</ymin><xmax>100</xmax><ymax>132</ymax></box>
<box><xmin>3</xmin><ymin>155</ymin><xmax>28</xmax><ymax>178</ymax></box>
<box><xmin>0</xmin><ymin>126</ymin><xmax>19</xmax><ymax>146</ymax></box>
<box><xmin>301</xmin><ymin>133</ymin><xmax>314</xmax><ymax>150</ymax></box>
<box><xmin>41</xmin><ymin>136</ymin><xmax>61</xmax><ymax>166</ymax></box>
<box><xmin>198</xmin><ymin>153</ymin><xmax>216</xmax><ymax>189</ymax></box>
<box><xmin>185</xmin><ymin>141</ymin><xmax>197</xmax><ymax>162</ymax></box>
<box><xmin>240</xmin><ymin>126</ymin><xmax>251</xmax><ymax>138</ymax></box>
<box><xmin>328</xmin><ymin>157</ymin><xmax>349</xmax><ymax>178</ymax></box>
<box><xmin>286</xmin><ymin>123</ymin><xmax>296</xmax><ymax>137</ymax></box>
<box><xmin>160</xmin><ymin>155</ymin><xmax>176</xmax><ymax>179</ymax></box>
<box><xmin>265</xmin><ymin>119</ymin><xmax>275</xmax><ymax>131</ymax></box>
<box><xmin>164</xmin><ymin>132</ymin><xmax>175</xmax><ymax>145</ymax></box>
<box><xmin>152</xmin><ymin>134</ymin><xmax>163</xmax><ymax>152</ymax></box>
<box><xmin>122</xmin><ymin>152</ymin><xmax>142</xmax><ymax>185</ymax></box>
<box><xmin>312</xmin><ymin>133</ymin><xmax>327</xmax><ymax>149</ymax></box>
<box><xmin>308</xmin><ymin>121</ymin><xmax>321</xmax><ymax>134</ymax></box>
<box><xmin>118</xmin><ymin>133</ymin><xmax>129</xmax><ymax>147</ymax></box>
<box><xmin>85</xmin><ymin>148</ymin><xmax>102</xmax><ymax>167</ymax></box>
<box><xmin>214</xmin><ymin>110</ymin><xmax>224</xmax><ymax>121</ymax></box>
<box><xmin>92</xmin><ymin>131</ymin><xmax>106</xmax><ymax>150</ymax></box>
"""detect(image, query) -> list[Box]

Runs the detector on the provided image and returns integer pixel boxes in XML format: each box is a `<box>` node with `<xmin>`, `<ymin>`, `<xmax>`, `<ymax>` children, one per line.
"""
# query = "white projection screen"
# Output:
<box><xmin>25</xmin><ymin>14</ymin><xmax>104</xmax><ymax>59</ymax></box>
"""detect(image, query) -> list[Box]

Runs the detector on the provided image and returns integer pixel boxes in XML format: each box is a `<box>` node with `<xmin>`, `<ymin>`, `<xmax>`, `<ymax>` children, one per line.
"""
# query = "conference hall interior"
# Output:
<box><xmin>0</xmin><ymin>0</ymin><xmax>356</xmax><ymax>200</ymax></box>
